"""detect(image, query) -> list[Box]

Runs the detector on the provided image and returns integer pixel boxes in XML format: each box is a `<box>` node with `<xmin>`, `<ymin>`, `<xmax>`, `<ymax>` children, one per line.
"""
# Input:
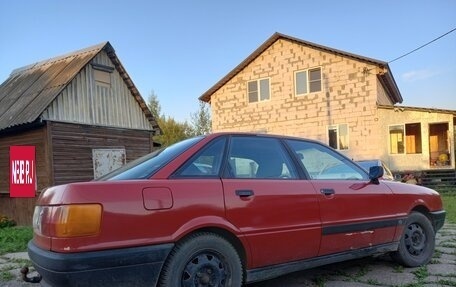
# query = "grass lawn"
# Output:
<box><xmin>0</xmin><ymin>226</ymin><xmax>32</xmax><ymax>255</ymax></box>
<box><xmin>441</xmin><ymin>193</ymin><xmax>456</xmax><ymax>224</ymax></box>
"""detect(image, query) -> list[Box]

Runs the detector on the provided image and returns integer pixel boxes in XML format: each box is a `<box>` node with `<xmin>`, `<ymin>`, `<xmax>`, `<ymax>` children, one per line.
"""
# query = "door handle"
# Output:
<box><xmin>320</xmin><ymin>188</ymin><xmax>335</xmax><ymax>196</ymax></box>
<box><xmin>235</xmin><ymin>189</ymin><xmax>254</xmax><ymax>197</ymax></box>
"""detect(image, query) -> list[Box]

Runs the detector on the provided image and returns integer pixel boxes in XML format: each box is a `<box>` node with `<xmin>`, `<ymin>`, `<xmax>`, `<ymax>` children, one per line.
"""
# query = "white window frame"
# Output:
<box><xmin>247</xmin><ymin>77</ymin><xmax>270</xmax><ymax>103</ymax></box>
<box><xmin>294</xmin><ymin>67</ymin><xmax>322</xmax><ymax>96</ymax></box>
<box><xmin>328</xmin><ymin>124</ymin><xmax>349</xmax><ymax>150</ymax></box>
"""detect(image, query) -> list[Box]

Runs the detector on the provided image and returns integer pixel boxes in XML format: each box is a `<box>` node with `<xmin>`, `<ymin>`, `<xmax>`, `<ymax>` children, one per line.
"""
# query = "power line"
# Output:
<box><xmin>388</xmin><ymin>27</ymin><xmax>456</xmax><ymax>64</ymax></box>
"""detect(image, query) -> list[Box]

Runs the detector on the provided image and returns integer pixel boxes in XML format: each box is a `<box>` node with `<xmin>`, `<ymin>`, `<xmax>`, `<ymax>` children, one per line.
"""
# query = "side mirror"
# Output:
<box><xmin>369</xmin><ymin>166</ymin><xmax>384</xmax><ymax>185</ymax></box>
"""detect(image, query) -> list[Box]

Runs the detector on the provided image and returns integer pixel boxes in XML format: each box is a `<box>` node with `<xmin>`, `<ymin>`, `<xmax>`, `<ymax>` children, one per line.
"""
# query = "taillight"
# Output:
<box><xmin>53</xmin><ymin>204</ymin><xmax>102</xmax><ymax>237</ymax></box>
<box><xmin>33</xmin><ymin>206</ymin><xmax>48</xmax><ymax>235</ymax></box>
<box><xmin>33</xmin><ymin>204</ymin><xmax>102</xmax><ymax>238</ymax></box>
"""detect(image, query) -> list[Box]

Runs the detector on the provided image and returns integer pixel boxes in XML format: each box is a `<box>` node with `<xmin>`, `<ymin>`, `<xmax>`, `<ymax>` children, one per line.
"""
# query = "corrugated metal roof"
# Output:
<box><xmin>0</xmin><ymin>42</ymin><xmax>160</xmax><ymax>133</ymax></box>
<box><xmin>199</xmin><ymin>32</ymin><xmax>403</xmax><ymax>104</ymax></box>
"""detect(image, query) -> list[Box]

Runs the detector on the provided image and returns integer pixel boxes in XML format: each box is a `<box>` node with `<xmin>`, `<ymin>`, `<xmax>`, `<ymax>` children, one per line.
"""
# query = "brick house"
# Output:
<box><xmin>0</xmin><ymin>42</ymin><xmax>160</xmax><ymax>225</ymax></box>
<box><xmin>200</xmin><ymin>33</ymin><xmax>455</xmax><ymax>181</ymax></box>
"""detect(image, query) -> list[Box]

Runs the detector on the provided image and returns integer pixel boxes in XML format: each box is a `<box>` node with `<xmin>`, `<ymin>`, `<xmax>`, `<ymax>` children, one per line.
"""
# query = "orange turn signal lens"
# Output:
<box><xmin>53</xmin><ymin>204</ymin><xmax>102</xmax><ymax>238</ymax></box>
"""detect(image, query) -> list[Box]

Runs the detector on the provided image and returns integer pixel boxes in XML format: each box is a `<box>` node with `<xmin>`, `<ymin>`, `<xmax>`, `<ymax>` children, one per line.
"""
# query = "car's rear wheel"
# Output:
<box><xmin>392</xmin><ymin>212</ymin><xmax>435</xmax><ymax>267</ymax></box>
<box><xmin>159</xmin><ymin>232</ymin><xmax>243</xmax><ymax>287</ymax></box>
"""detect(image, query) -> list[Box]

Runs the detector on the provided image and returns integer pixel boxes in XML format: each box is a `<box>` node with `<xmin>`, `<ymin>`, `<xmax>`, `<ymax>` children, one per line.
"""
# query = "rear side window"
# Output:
<box><xmin>99</xmin><ymin>136</ymin><xmax>204</xmax><ymax>180</ymax></box>
<box><xmin>226</xmin><ymin>136</ymin><xmax>298</xmax><ymax>179</ymax></box>
<box><xmin>173</xmin><ymin>137</ymin><xmax>227</xmax><ymax>178</ymax></box>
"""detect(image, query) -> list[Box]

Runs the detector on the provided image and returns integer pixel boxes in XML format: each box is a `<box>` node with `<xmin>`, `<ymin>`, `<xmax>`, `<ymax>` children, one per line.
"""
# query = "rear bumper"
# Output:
<box><xmin>28</xmin><ymin>241</ymin><xmax>173</xmax><ymax>287</ymax></box>
<box><xmin>430</xmin><ymin>210</ymin><xmax>446</xmax><ymax>232</ymax></box>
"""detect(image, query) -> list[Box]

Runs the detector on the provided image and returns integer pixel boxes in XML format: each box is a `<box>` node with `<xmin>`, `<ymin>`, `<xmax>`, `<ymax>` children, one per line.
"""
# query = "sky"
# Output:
<box><xmin>1</xmin><ymin>1</ymin><xmax>455</xmax><ymax>122</ymax></box>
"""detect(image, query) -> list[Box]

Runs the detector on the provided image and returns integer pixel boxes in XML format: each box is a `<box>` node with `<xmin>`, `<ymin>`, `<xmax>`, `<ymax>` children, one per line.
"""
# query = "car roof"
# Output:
<box><xmin>206</xmin><ymin>132</ymin><xmax>324</xmax><ymax>144</ymax></box>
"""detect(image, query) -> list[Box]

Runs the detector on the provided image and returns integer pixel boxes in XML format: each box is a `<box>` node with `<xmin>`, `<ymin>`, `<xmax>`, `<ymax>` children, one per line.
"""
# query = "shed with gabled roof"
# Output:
<box><xmin>0</xmin><ymin>42</ymin><xmax>160</xmax><ymax>225</ymax></box>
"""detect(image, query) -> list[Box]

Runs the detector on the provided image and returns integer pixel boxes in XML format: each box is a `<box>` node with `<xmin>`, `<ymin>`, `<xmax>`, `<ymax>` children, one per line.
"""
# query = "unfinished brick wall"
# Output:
<box><xmin>210</xmin><ymin>38</ymin><xmax>391</xmax><ymax>159</ymax></box>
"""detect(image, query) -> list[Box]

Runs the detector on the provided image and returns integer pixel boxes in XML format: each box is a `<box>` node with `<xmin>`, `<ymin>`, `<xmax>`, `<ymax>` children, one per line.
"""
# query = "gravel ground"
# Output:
<box><xmin>1</xmin><ymin>224</ymin><xmax>455</xmax><ymax>287</ymax></box>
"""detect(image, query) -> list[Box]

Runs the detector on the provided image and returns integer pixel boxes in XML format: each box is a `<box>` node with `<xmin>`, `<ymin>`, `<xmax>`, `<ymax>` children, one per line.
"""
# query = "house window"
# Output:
<box><xmin>248</xmin><ymin>78</ymin><xmax>270</xmax><ymax>103</ymax></box>
<box><xmin>94</xmin><ymin>69</ymin><xmax>111</xmax><ymax>88</ymax></box>
<box><xmin>92</xmin><ymin>63</ymin><xmax>114</xmax><ymax>88</ymax></box>
<box><xmin>406</xmin><ymin>123</ymin><xmax>422</xmax><ymax>153</ymax></box>
<box><xmin>389</xmin><ymin>123</ymin><xmax>422</xmax><ymax>154</ymax></box>
<box><xmin>328</xmin><ymin>124</ymin><xmax>348</xmax><ymax>150</ymax></box>
<box><xmin>389</xmin><ymin>125</ymin><xmax>404</xmax><ymax>154</ymax></box>
<box><xmin>295</xmin><ymin>67</ymin><xmax>322</xmax><ymax>96</ymax></box>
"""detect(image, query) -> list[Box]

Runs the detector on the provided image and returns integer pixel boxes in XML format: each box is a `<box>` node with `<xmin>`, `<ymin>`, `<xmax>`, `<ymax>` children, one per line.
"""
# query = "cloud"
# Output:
<box><xmin>401</xmin><ymin>69</ymin><xmax>438</xmax><ymax>82</ymax></box>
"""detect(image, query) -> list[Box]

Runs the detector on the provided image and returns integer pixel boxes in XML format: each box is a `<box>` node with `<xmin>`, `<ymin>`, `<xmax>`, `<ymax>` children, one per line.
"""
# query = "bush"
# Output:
<box><xmin>0</xmin><ymin>215</ymin><xmax>16</xmax><ymax>229</ymax></box>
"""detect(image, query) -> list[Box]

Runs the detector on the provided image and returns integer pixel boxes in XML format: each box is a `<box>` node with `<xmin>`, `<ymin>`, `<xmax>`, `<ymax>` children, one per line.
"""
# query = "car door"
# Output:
<box><xmin>222</xmin><ymin>136</ymin><xmax>321</xmax><ymax>269</ymax></box>
<box><xmin>284</xmin><ymin>139</ymin><xmax>399</xmax><ymax>256</ymax></box>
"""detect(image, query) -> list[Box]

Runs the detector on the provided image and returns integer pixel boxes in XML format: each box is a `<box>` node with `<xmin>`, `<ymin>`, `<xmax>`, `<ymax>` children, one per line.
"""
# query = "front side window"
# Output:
<box><xmin>285</xmin><ymin>139</ymin><xmax>366</xmax><ymax>180</ymax></box>
<box><xmin>389</xmin><ymin>123</ymin><xmax>422</xmax><ymax>154</ymax></box>
<box><xmin>226</xmin><ymin>136</ymin><xmax>297</xmax><ymax>179</ymax></box>
<box><xmin>295</xmin><ymin>67</ymin><xmax>322</xmax><ymax>96</ymax></box>
<box><xmin>248</xmin><ymin>78</ymin><xmax>270</xmax><ymax>103</ymax></box>
<box><xmin>328</xmin><ymin>124</ymin><xmax>349</xmax><ymax>150</ymax></box>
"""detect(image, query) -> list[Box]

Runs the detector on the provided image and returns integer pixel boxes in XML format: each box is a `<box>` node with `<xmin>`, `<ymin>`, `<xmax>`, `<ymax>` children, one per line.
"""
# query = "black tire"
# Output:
<box><xmin>392</xmin><ymin>212</ymin><xmax>435</xmax><ymax>267</ymax></box>
<box><xmin>159</xmin><ymin>232</ymin><xmax>243</xmax><ymax>287</ymax></box>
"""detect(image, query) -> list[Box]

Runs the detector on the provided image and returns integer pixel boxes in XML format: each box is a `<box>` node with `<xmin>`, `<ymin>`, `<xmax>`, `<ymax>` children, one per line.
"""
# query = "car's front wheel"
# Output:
<box><xmin>392</xmin><ymin>212</ymin><xmax>435</xmax><ymax>267</ymax></box>
<box><xmin>159</xmin><ymin>232</ymin><xmax>243</xmax><ymax>287</ymax></box>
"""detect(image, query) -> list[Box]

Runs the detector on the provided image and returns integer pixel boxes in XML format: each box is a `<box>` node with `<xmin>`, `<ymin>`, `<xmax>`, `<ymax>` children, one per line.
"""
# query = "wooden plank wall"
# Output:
<box><xmin>41</xmin><ymin>51</ymin><xmax>154</xmax><ymax>131</ymax></box>
<box><xmin>0</xmin><ymin>122</ymin><xmax>153</xmax><ymax>225</ymax></box>
<box><xmin>0</xmin><ymin>126</ymin><xmax>50</xmax><ymax>225</ymax></box>
<box><xmin>50</xmin><ymin>121</ymin><xmax>153</xmax><ymax>185</ymax></box>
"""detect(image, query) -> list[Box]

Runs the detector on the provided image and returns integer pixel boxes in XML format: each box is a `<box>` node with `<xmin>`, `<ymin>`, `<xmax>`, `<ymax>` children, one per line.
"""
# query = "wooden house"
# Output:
<box><xmin>0</xmin><ymin>42</ymin><xmax>160</xmax><ymax>225</ymax></box>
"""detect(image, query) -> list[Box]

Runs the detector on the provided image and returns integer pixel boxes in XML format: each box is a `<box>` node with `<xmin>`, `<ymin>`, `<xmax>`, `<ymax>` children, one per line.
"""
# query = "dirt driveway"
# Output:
<box><xmin>249</xmin><ymin>223</ymin><xmax>456</xmax><ymax>287</ymax></box>
<box><xmin>1</xmin><ymin>224</ymin><xmax>455</xmax><ymax>287</ymax></box>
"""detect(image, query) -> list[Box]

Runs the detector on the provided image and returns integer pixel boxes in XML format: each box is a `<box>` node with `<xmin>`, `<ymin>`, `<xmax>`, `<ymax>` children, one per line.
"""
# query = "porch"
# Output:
<box><xmin>420</xmin><ymin>169</ymin><xmax>456</xmax><ymax>191</ymax></box>
<box><xmin>394</xmin><ymin>169</ymin><xmax>456</xmax><ymax>192</ymax></box>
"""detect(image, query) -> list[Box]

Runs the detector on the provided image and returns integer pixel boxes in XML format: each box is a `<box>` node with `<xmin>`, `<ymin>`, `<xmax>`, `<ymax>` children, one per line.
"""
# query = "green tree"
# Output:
<box><xmin>190</xmin><ymin>101</ymin><xmax>212</xmax><ymax>136</ymax></box>
<box><xmin>147</xmin><ymin>91</ymin><xmax>193</xmax><ymax>147</ymax></box>
<box><xmin>154</xmin><ymin>117</ymin><xmax>193</xmax><ymax>147</ymax></box>
<box><xmin>147</xmin><ymin>90</ymin><xmax>162</xmax><ymax>119</ymax></box>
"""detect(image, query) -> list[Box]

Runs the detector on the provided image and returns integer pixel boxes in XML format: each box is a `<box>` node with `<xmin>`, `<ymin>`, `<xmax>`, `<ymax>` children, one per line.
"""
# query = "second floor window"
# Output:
<box><xmin>295</xmin><ymin>67</ymin><xmax>322</xmax><ymax>96</ymax></box>
<box><xmin>248</xmin><ymin>78</ymin><xmax>270</xmax><ymax>103</ymax></box>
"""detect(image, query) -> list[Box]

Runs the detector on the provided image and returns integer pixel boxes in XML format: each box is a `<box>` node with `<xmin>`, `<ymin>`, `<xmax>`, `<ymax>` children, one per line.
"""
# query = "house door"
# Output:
<box><xmin>429</xmin><ymin>123</ymin><xmax>451</xmax><ymax>167</ymax></box>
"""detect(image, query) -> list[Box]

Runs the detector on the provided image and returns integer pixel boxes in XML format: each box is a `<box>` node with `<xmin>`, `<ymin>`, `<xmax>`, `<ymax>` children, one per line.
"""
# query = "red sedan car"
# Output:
<box><xmin>28</xmin><ymin>133</ymin><xmax>446</xmax><ymax>286</ymax></box>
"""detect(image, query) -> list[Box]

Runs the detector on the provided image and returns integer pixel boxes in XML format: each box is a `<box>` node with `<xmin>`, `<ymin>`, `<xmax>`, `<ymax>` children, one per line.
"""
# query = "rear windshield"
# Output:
<box><xmin>98</xmin><ymin>136</ymin><xmax>204</xmax><ymax>180</ymax></box>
